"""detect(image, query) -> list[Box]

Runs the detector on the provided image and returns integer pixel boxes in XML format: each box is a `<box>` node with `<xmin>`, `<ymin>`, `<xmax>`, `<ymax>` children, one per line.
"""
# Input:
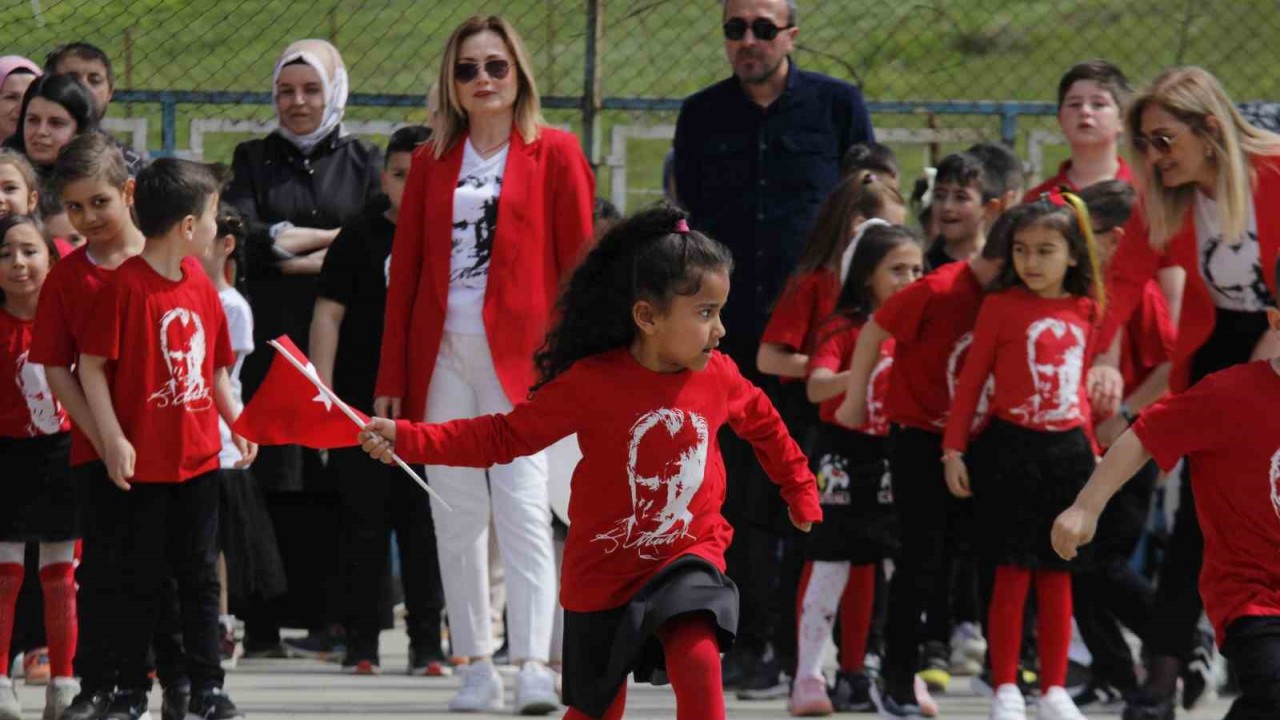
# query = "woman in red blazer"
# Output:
<box><xmin>375</xmin><ymin>15</ymin><xmax>594</xmax><ymax>715</ymax></box>
<box><xmin>1096</xmin><ymin>66</ymin><xmax>1280</xmax><ymax>720</ymax></box>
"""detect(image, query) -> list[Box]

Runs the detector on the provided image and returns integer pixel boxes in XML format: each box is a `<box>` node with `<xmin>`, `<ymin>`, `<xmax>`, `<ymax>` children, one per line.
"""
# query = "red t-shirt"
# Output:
<box><xmin>81</xmin><ymin>256</ymin><xmax>233</xmax><ymax>483</ymax></box>
<box><xmin>808</xmin><ymin>316</ymin><xmax>894</xmax><ymax>433</ymax></box>
<box><xmin>1023</xmin><ymin>157</ymin><xmax>1135</xmax><ymax>203</ymax></box>
<box><xmin>760</xmin><ymin>269</ymin><xmax>841</xmax><ymax>382</ymax></box>
<box><xmin>0</xmin><ymin>310</ymin><xmax>70</xmax><ymax>438</ymax></box>
<box><xmin>1118</xmin><ymin>279</ymin><xmax>1175</xmax><ymax>392</ymax></box>
<box><xmin>29</xmin><ymin>246</ymin><xmax>115</xmax><ymax>465</ymax></box>
<box><xmin>945</xmin><ymin>288</ymin><xmax>1097</xmax><ymax>451</ymax></box>
<box><xmin>392</xmin><ymin>349</ymin><xmax>822</xmax><ymax>612</ymax></box>
<box><xmin>1132</xmin><ymin>360</ymin><xmax>1280</xmax><ymax>645</ymax></box>
<box><xmin>873</xmin><ymin>260</ymin><xmax>986</xmax><ymax>432</ymax></box>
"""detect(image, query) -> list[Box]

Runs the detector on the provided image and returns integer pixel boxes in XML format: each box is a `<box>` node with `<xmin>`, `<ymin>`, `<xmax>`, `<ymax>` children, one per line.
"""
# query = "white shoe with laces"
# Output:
<box><xmin>448</xmin><ymin>660</ymin><xmax>505</xmax><ymax>712</ymax></box>
<box><xmin>44</xmin><ymin>676</ymin><xmax>80</xmax><ymax>720</ymax></box>
<box><xmin>989</xmin><ymin>683</ymin><xmax>1027</xmax><ymax>720</ymax></box>
<box><xmin>515</xmin><ymin>662</ymin><xmax>560</xmax><ymax>715</ymax></box>
<box><xmin>1038</xmin><ymin>686</ymin><xmax>1088</xmax><ymax>720</ymax></box>
<box><xmin>0</xmin><ymin>677</ymin><xmax>21</xmax><ymax>720</ymax></box>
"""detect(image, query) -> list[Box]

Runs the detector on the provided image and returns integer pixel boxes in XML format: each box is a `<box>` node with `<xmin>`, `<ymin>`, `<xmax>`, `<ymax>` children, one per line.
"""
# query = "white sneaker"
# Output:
<box><xmin>514</xmin><ymin>662</ymin><xmax>560</xmax><ymax>715</ymax></box>
<box><xmin>448</xmin><ymin>660</ymin><xmax>504</xmax><ymax>712</ymax></box>
<box><xmin>950</xmin><ymin>622</ymin><xmax>987</xmax><ymax>676</ymax></box>
<box><xmin>43</xmin><ymin>676</ymin><xmax>80</xmax><ymax>720</ymax></box>
<box><xmin>990</xmin><ymin>683</ymin><xmax>1027</xmax><ymax>720</ymax></box>
<box><xmin>1038</xmin><ymin>686</ymin><xmax>1087</xmax><ymax>720</ymax></box>
<box><xmin>0</xmin><ymin>677</ymin><xmax>21</xmax><ymax>720</ymax></box>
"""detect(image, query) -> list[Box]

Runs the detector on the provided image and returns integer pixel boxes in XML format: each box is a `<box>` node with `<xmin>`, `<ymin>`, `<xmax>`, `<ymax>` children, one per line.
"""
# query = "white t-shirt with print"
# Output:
<box><xmin>445</xmin><ymin>140</ymin><xmax>508</xmax><ymax>335</ymax></box>
<box><xmin>1195</xmin><ymin>191</ymin><xmax>1275</xmax><ymax>312</ymax></box>
<box><xmin>218</xmin><ymin>288</ymin><xmax>255</xmax><ymax>468</ymax></box>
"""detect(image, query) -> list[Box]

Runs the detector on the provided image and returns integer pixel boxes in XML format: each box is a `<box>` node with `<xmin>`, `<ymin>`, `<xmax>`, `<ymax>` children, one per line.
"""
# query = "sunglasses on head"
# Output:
<box><xmin>1133</xmin><ymin>131</ymin><xmax>1177</xmax><ymax>155</ymax></box>
<box><xmin>454</xmin><ymin>59</ymin><xmax>511</xmax><ymax>83</ymax></box>
<box><xmin>722</xmin><ymin>17</ymin><xmax>794</xmax><ymax>41</ymax></box>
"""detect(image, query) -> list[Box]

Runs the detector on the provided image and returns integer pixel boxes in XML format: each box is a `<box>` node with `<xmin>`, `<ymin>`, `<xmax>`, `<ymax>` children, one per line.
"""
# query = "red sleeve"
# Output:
<box><xmin>548</xmin><ymin>132</ymin><xmax>596</xmax><ymax>278</ymax></box>
<box><xmin>722</xmin><ymin>355</ymin><xmax>823</xmax><ymax>523</ymax></box>
<box><xmin>1131</xmin><ymin>282</ymin><xmax>1175</xmax><ymax>369</ymax></box>
<box><xmin>1131</xmin><ymin>374</ymin><xmax>1226</xmax><ymax>472</ymax></box>
<box><xmin>80</xmin><ymin>280</ymin><xmax>123</xmax><ymax>361</ymax></box>
<box><xmin>761</xmin><ymin>276</ymin><xmax>816</xmax><ymax>350</ymax></box>
<box><xmin>392</xmin><ymin>366</ymin><xmax>581</xmax><ymax>466</ymax></box>
<box><xmin>29</xmin><ymin>269</ymin><xmax>74</xmax><ymax>367</ymax></box>
<box><xmin>210</xmin><ymin>298</ymin><xmax>234</xmax><ymax>370</ymax></box>
<box><xmin>376</xmin><ymin>146</ymin><xmax>429</xmax><ymax>400</ymax></box>
<box><xmin>943</xmin><ymin>294</ymin><xmax>1003</xmax><ymax>452</ymax></box>
<box><xmin>1099</xmin><ymin>211</ymin><xmax>1162</xmax><ymax>350</ymax></box>
<box><xmin>873</xmin><ymin>273</ymin><xmax>932</xmax><ymax>343</ymax></box>
<box><xmin>809</xmin><ymin>323</ymin><xmax>855</xmax><ymax>374</ymax></box>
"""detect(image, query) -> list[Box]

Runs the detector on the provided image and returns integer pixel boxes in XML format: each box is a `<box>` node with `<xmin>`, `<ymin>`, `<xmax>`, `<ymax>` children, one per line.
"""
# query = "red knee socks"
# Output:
<box><xmin>659</xmin><ymin>614</ymin><xmax>725</xmax><ymax>720</ymax></box>
<box><xmin>562</xmin><ymin>683</ymin><xmax>627</xmax><ymax>720</ymax></box>
<box><xmin>0</xmin><ymin>563</ymin><xmax>22</xmax><ymax>677</ymax></box>
<box><xmin>839</xmin><ymin>564</ymin><xmax>876</xmax><ymax>673</ymax></box>
<box><xmin>1035</xmin><ymin>569</ymin><xmax>1072</xmax><ymax>691</ymax></box>
<box><xmin>39</xmin><ymin>563</ymin><xmax>77</xmax><ymax>678</ymax></box>
<box><xmin>988</xmin><ymin>565</ymin><xmax>1031</xmax><ymax>687</ymax></box>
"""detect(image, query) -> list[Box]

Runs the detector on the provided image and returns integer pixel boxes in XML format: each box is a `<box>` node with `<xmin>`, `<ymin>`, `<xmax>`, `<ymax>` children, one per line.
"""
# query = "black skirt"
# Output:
<box><xmin>969</xmin><ymin>419</ymin><xmax>1094</xmax><ymax>571</ymax></box>
<box><xmin>0</xmin><ymin>433</ymin><xmax>81</xmax><ymax>542</ymax></box>
<box><xmin>806</xmin><ymin>424</ymin><xmax>899</xmax><ymax>563</ymax></box>
<box><xmin>218</xmin><ymin>468</ymin><xmax>288</xmax><ymax>606</ymax></box>
<box><xmin>561</xmin><ymin>555</ymin><xmax>738</xmax><ymax>717</ymax></box>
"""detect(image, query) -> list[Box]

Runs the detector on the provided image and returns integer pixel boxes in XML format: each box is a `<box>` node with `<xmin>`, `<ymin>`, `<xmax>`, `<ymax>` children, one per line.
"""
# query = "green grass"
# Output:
<box><xmin>3</xmin><ymin>0</ymin><xmax>1276</xmax><ymax>206</ymax></box>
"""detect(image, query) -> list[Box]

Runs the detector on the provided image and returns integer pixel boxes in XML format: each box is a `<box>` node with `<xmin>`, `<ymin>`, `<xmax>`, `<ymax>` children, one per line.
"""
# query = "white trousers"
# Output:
<box><xmin>424</xmin><ymin>333</ymin><xmax>555</xmax><ymax>661</ymax></box>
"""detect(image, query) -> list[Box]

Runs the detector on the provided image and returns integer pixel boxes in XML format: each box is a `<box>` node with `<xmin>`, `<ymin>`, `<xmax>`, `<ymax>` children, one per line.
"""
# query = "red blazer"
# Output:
<box><xmin>376</xmin><ymin>126</ymin><xmax>595</xmax><ymax>420</ymax></box>
<box><xmin>1105</xmin><ymin>154</ymin><xmax>1280</xmax><ymax>392</ymax></box>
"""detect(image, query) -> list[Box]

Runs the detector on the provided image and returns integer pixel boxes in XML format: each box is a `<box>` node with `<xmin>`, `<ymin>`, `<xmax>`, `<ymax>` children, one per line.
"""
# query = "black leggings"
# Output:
<box><xmin>1222</xmin><ymin>617</ymin><xmax>1280</xmax><ymax>719</ymax></box>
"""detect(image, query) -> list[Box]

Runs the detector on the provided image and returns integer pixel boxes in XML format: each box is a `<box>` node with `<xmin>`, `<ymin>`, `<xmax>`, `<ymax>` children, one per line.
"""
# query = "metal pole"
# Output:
<box><xmin>582</xmin><ymin>0</ymin><xmax>604</xmax><ymax>166</ymax></box>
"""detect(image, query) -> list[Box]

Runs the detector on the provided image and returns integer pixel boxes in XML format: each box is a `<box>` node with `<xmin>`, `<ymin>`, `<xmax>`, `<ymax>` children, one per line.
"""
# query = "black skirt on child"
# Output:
<box><xmin>0</xmin><ymin>433</ymin><xmax>81</xmax><ymax>542</ymax></box>
<box><xmin>806</xmin><ymin>424</ymin><xmax>899</xmax><ymax>563</ymax></box>
<box><xmin>218</xmin><ymin>468</ymin><xmax>288</xmax><ymax>607</ymax></box>
<box><xmin>561</xmin><ymin>555</ymin><xmax>737</xmax><ymax>717</ymax></box>
<box><xmin>968</xmin><ymin>418</ymin><xmax>1094</xmax><ymax>571</ymax></box>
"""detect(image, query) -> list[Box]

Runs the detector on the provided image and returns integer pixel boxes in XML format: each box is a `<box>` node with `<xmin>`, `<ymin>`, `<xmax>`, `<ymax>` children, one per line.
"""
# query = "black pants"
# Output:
<box><xmin>74</xmin><ymin>462</ymin><xmax>115</xmax><ymax>694</ymax></box>
<box><xmin>90</xmin><ymin>468</ymin><xmax>223</xmax><ymax>692</ymax></box>
<box><xmin>1074</xmin><ymin>460</ymin><xmax>1157</xmax><ymax>691</ymax></box>
<box><xmin>882</xmin><ymin>426</ymin><xmax>971</xmax><ymax>696</ymax></box>
<box><xmin>1222</xmin><ymin>617</ymin><xmax>1280</xmax><ymax>719</ymax></box>
<box><xmin>720</xmin><ymin>428</ymin><xmax>770</xmax><ymax>655</ymax></box>
<box><xmin>332</xmin><ymin>447</ymin><xmax>444</xmax><ymax>661</ymax></box>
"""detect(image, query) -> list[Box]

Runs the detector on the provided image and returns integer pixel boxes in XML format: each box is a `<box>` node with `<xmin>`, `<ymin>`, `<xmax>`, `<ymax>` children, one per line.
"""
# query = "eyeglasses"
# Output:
<box><xmin>1133</xmin><ymin>131</ymin><xmax>1178</xmax><ymax>155</ymax></box>
<box><xmin>722</xmin><ymin>17</ymin><xmax>794</xmax><ymax>41</ymax></box>
<box><xmin>454</xmin><ymin>59</ymin><xmax>511</xmax><ymax>83</ymax></box>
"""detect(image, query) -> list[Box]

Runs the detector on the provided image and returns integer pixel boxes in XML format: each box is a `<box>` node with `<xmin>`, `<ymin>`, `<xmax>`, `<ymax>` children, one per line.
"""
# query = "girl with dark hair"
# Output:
<box><xmin>360</xmin><ymin>205</ymin><xmax>821</xmax><ymax>720</ymax></box>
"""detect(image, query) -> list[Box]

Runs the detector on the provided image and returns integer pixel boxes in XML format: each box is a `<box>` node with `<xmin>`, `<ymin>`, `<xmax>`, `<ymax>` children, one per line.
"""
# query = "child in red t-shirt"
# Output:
<box><xmin>942</xmin><ymin>192</ymin><xmax>1106</xmax><ymax>720</ymax></box>
<box><xmin>1053</xmin><ymin>270</ymin><xmax>1280</xmax><ymax>718</ymax></box>
<box><xmin>0</xmin><ymin>214</ymin><xmax>79</xmax><ymax>719</ymax></box>
<box><xmin>78</xmin><ymin>159</ymin><xmax>257</xmax><ymax>720</ymax></box>
<box><xmin>789</xmin><ymin>224</ymin><xmax>922</xmax><ymax>715</ymax></box>
<box><xmin>359</xmin><ymin>206</ymin><xmax>822</xmax><ymax>720</ymax></box>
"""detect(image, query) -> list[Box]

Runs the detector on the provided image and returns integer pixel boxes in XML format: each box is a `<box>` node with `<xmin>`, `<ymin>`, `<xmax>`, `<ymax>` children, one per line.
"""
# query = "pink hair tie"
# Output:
<box><xmin>674</xmin><ymin>218</ymin><xmax>690</xmax><ymax>234</ymax></box>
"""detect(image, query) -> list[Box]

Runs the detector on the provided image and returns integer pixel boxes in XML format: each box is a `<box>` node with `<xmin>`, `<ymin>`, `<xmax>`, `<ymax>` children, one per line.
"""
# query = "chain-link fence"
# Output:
<box><xmin>4</xmin><ymin>0</ymin><xmax>1279</xmax><ymax>207</ymax></box>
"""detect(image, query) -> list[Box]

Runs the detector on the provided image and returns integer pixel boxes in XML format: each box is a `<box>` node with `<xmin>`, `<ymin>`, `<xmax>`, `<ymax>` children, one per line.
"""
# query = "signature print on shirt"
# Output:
<box><xmin>149</xmin><ymin>308</ymin><xmax>212</xmax><ymax>411</ymax></box>
<box><xmin>1009</xmin><ymin>318</ymin><xmax>1086</xmax><ymax>428</ymax></box>
<box><xmin>451</xmin><ymin>173</ymin><xmax>500</xmax><ymax>286</ymax></box>
<box><xmin>593</xmin><ymin>408</ymin><xmax>710</xmax><ymax>561</ymax></box>
<box><xmin>1202</xmin><ymin>230</ymin><xmax>1275</xmax><ymax>311</ymax></box>
<box><xmin>1270</xmin><ymin>449</ymin><xmax>1280</xmax><ymax>522</ymax></box>
<box><xmin>15</xmin><ymin>351</ymin><xmax>61</xmax><ymax>435</ymax></box>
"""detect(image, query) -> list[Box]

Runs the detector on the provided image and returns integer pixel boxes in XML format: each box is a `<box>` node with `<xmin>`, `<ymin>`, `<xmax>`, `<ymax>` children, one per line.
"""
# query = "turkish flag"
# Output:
<box><xmin>232</xmin><ymin>335</ymin><xmax>368</xmax><ymax>449</ymax></box>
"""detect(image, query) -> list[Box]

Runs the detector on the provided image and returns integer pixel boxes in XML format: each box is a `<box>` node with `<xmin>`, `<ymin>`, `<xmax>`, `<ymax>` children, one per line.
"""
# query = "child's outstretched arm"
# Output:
<box><xmin>79</xmin><ymin>354</ymin><xmax>134</xmax><ymax>490</ymax></box>
<box><xmin>834</xmin><ymin>318</ymin><xmax>889</xmax><ymax>428</ymax></box>
<box><xmin>757</xmin><ymin>343</ymin><xmax>809</xmax><ymax>379</ymax></box>
<box><xmin>941</xmin><ymin>298</ymin><xmax>1002</xmax><ymax>498</ymax></box>
<box><xmin>1052</xmin><ymin>429</ymin><xmax>1151</xmax><ymax>560</ymax></box>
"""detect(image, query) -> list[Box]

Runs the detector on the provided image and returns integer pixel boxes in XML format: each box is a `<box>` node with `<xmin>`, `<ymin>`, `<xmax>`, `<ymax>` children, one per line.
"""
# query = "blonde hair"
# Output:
<box><xmin>1127</xmin><ymin>66</ymin><xmax>1280</xmax><ymax>249</ymax></box>
<box><xmin>431</xmin><ymin>16</ymin><xmax>544</xmax><ymax>159</ymax></box>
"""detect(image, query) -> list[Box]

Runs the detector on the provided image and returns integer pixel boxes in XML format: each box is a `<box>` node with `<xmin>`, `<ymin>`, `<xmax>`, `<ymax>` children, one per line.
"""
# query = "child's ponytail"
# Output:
<box><xmin>1058</xmin><ymin>191</ymin><xmax>1106</xmax><ymax>314</ymax></box>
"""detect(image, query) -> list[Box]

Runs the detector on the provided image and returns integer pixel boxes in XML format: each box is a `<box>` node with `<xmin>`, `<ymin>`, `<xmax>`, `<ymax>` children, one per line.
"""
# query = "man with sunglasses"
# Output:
<box><xmin>673</xmin><ymin>0</ymin><xmax>874</xmax><ymax>704</ymax></box>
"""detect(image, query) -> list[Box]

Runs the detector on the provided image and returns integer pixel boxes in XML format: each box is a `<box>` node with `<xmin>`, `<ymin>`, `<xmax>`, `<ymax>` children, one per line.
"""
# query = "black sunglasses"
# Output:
<box><xmin>1133</xmin><ymin>131</ymin><xmax>1177</xmax><ymax>155</ymax></box>
<box><xmin>454</xmin><ymin>59</ymin><xmax>511</xmax><ymax>83</ymax></box>
<box><xmin>722</xmin><ymin>17</ymin><xmax>794</xmax><ymax>41</ymax></box>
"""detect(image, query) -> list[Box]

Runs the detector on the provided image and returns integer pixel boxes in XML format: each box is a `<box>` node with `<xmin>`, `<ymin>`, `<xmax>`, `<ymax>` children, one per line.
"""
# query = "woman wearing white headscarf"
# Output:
<box><xmin>225</xmin><ymin>39</ymin><xmax>383</xmax><ymax>658</ymax></box>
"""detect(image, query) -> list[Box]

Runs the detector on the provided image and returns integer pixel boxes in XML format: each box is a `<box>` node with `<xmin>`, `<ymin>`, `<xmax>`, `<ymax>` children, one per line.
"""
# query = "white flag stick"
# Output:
<box><xmin>267</xmin><ymin>339</ymin><xmax>452</xmax><ymax>512</ymax></box>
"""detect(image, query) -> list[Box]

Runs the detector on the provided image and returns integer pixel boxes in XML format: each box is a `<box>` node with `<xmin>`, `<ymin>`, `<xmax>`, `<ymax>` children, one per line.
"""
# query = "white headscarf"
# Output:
<box><xmin>272</xmin><ymin>39</ymin><xmax>348</xmax><ymax>155</ymax></box>
<box><xmin>840</xmin><ymin>218</ymin><xmax>893</xmax><ymax>284</ymax></box>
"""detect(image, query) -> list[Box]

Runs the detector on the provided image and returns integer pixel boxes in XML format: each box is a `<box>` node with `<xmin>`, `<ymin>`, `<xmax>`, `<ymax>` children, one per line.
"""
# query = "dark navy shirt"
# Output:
<box><xmin>674</xmin><ymin>61</ymin><xmax>873</xmax><ymax>367</ymax></box>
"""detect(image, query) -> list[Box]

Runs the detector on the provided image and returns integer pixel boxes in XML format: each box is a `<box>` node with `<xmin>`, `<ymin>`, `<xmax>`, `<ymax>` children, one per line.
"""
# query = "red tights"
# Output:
<box><xmin>987</xmin><ymin>565</ymin><xmax>1072</xmax><ymax>692</ymax></box>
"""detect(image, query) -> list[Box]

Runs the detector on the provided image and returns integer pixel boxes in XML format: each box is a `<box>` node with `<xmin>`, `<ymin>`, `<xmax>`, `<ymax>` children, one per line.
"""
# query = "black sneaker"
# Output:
<box><xmin>1181</xmin><ymin>633</ymin><xmax>1215</xmax><ymax>710</ymax></box>
<box><xmin>1121</xmin><ymin>690</ymin><xmax>1176</xmax><ymax>720</ymax></box>
<box><xmin>870</xmin><ymin>678</ymin><xmax>925</xmax><ymax>719</ymax></box>
<box><xmin>972</xmin><ymin>666</ymin><xmax>1040</xmax><ymax>700</ymax></box>
<box><xmin>103</xmin><ymin>689</ymin><xmax>151</xmax><ymax>720</ymax></box>
<box><xmin>161</xmin><ymin>683</ymin><xmax>190</xmax><ymax>720</ymax></box>
<box><xmin>735</xmin><ymin>653</ymin><xmax>789</xmax><ymax>701</ymax></box>
<box><xmin>408</xmin><ymin>645</ymin><xmax>452</xmax><ymax>677</ymax></box>
<box><xmin>62</xmin><ymin>690</ymin><xmax>114</xmax><ymax>720</ymax></box>
<box><xmin>918</xmin><ymin>640</ymin><xmax>950</xmax><ymax>693</ymax></box>
<box><xmin>720</xmin><ymin>646</ymin><xmax>754</xmax><ymax>689</ymax></box>
<box><xmin>186</xmin><ymin>688</ymin><xmax>244</xmax><ymax>720</ymax></box>
<box><xmin>829</xmin><ymin>669</ymin><xmax>873</xmax><ymax>712</ymax></box>
<box><xmin>1072</xmin><ymin>681</ymin><xmax>1122</xmax><ymax>708</ymax></box>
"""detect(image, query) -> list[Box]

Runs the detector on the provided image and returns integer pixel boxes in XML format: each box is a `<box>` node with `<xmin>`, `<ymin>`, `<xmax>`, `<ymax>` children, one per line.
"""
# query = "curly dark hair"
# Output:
<box><xmin>531</xmin><ymin>204</ymin><xmax>733</xmax><ymax>392</ymax></box>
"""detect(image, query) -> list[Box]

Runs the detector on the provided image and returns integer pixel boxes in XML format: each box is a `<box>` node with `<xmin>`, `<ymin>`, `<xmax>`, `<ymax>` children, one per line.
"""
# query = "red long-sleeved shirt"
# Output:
<box><xmin>392</xmin><ymin>349</ymin><xmax>821</xmax><ymax>612</ymax></box>
<box><xmin>808</xmin><ymin>316</ymin><xmax>894</xmax><ymax>433</ymax></box>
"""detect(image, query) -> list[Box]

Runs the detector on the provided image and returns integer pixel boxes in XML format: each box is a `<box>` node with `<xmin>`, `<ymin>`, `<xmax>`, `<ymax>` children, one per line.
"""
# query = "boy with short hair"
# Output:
<box><xmin>1026</xmin><ymin>60</ymin><xmax>1133</xmax><ymax>200</ymax></box>
<box><xmin>44</xmin><ymin>41</ymin><xmax>146</xmax><ymax>176</ymax></box>
<box><xmin>79</xmin><ymin>158</ymin><xmax>255</xmax><ymax>720</ymax></box>
<box><xmin>924</xmin><ymin>150</ymin><xmax>1015</xmax><ymax>271</ymax></box>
